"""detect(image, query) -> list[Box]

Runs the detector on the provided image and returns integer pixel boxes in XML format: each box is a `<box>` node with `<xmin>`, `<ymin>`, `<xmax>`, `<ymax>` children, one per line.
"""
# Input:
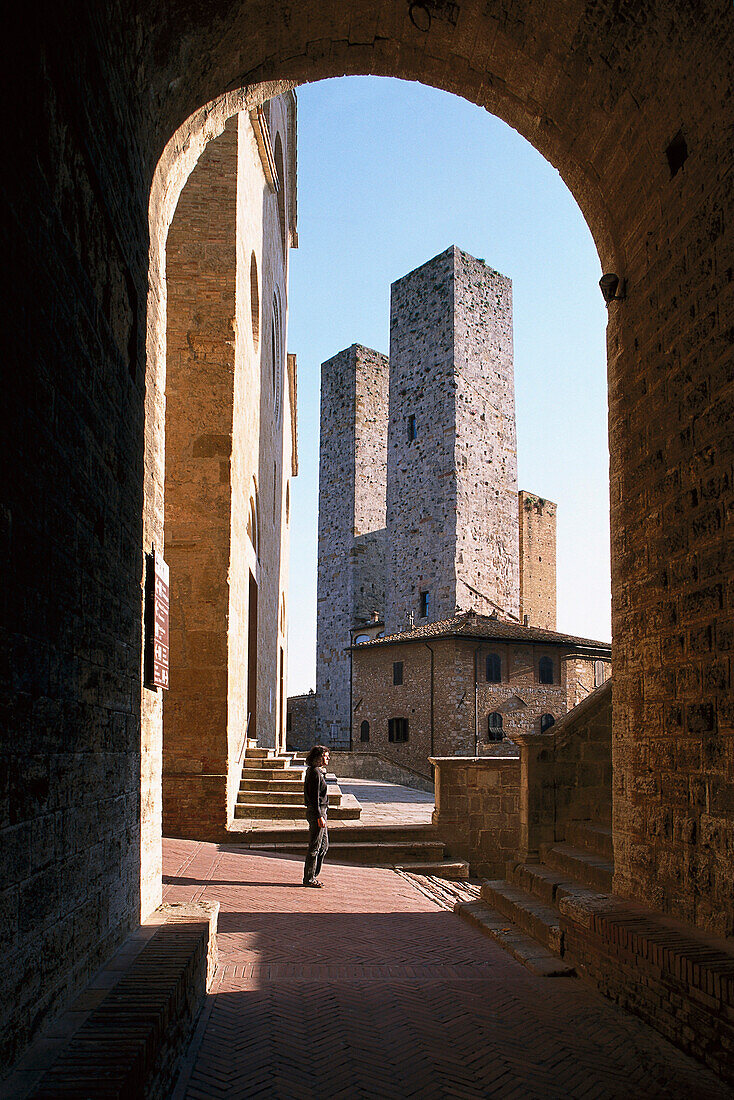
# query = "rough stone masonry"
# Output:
<box><xmin>314</xmin><ymin>246</ymin><xmax>556</xmax><ymax>742</ymax></box>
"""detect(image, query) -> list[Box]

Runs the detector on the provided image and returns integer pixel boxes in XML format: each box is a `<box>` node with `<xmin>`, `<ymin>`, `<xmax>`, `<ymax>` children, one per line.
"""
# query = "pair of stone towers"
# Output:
<box><xmin>316</xmin><ymin>246</ymin><xmax>556</xmax><ymax>743</ymax></box>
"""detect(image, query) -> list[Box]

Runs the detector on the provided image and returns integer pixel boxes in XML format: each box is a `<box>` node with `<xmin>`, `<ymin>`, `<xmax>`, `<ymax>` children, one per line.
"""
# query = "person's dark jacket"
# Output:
<box><xmin>304</xmin><ymin>765</ymin><xmax>328</xmax><ymax>818</ymax></box>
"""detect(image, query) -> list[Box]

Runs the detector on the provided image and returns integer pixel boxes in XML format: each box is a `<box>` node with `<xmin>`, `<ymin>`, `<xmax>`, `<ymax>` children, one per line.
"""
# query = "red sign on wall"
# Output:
<box><xmin>147</xmin><ymin>549</ymin><xmax>170</xmax><ymax>690</ymax></box>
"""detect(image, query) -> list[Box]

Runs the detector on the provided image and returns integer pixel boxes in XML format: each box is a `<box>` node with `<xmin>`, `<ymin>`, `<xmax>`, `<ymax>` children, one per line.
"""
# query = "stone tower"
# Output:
<box><xmin>518</xmin><ymin>490</ymin><xmax>557</xmax><ymax>629</ymax></box>
<box><xmin>315</xmin><ymin>344</ymin><xmax>389</xmax><ymax>742</ymax></box>
<box><xmin>385</xmin><ymin>246</ymin><xmax>519</xmax><ymax>633</ymax></box>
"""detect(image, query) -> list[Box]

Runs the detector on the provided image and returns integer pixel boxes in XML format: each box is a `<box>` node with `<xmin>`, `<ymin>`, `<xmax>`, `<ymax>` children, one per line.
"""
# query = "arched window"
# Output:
<box><xmin>594</xmin><ymin>660</ymin><xmax>606</xmax><ymax>687</ymax></box>
<box><xmin>360</xmin><ymin>720</ymin><xmax>370</xmax><ymax>742</ymax></box>
<box><xmin>540</xmin><ymin>713</ymin><xmax>555</xmax><ymax>733</ymax></box>
<box><xmin>487</xmin><ymin>712</ymin><xmax>503</xmax><ymax>741</ymax></box>
<box><xmin>539</xmin><ymin>656</ymin><xmax>554</xmax><ymax>684</ymax></box>
<box><xmin>250</xmin><ymin>252</ymin><xmax>259</xmax><ymax>348</ymax></box>
<box><xmin>274</xmin><ymin>133</ymin><xmax>287</xmax><ymax>256</ymax></box>
<box><xmin>271</xmin><ymin>292</ymin><xmax>282</xmax><ymax>423</ymax></box>
<box><xmin>486</xmin><ymin>653</ymin><xmax>501</xmax><ymax>683</ymax></box>
<box><xmin>353</xmin><ymin>634</ymin><xmax>370</xmax><ymax>645</ymax></box>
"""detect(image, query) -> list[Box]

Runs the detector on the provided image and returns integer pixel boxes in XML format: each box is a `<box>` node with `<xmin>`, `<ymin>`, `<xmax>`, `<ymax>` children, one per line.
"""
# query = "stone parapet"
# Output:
<box><xmin>430</xmin><ymin>755</ymin><xmax>521</xmax><ymax>877</ymax></box>
<box><xmin>559</xmin><ymin>892</ymin><xmax>734</xmax><ymax>1089</ymax></box>
<box><xmin>514</xmin><ymin>679</ymin><xmax>612</xmax><ymax>861</ymax></box>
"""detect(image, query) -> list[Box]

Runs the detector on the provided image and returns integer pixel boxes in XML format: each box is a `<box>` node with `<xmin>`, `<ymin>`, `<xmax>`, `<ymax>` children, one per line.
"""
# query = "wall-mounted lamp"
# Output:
<box><xmin>599</xmin><ymin>273</ymin><xmax>626</xmax><ymax>304</ymax></box>
<box><xmin>409</xmin><ymin>3</ymin><xmax>432</xmax><ymax>31</ymax></box>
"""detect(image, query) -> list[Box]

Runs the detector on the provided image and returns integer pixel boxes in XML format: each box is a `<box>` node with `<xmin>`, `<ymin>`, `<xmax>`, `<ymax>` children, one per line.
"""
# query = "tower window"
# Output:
<box><xmin>388</xmin><ymin>717</ymin><xmax>409</xmax><ymax>742</ymax></box>
<box><xmin>540</xmin><ymin>713</ymin><xmax>555</xmax><ymax>732</ymax></box>
<box><xmin>419</xmin><ymin>591</ymin><xmax>429</xmax><ymax>618</ymax></box>
<box><xmin>487</xmin><ymin>713</ymin><xmax>503</xmax><ymax>741</ymax></box>
<box><xmin>539</xmin><ymin>656</ymin><xmax>554</xmax><ymax>684</ymax></box>
<box><xmin>486</xmin><ymin>653</ymin><xmax>501</xmax><ymax>683</ymax></box>
<box><xmin>407</xmin><ymin>414</ymin><xmax>417</xmax><ymax>442</ymax></box>
<box><xmin>393</xmin><ymin>661</ymin><xmax>404</xmax><ymax>685</ymax></box>
<box><xmin>360</xmin><ymin>720</ymin><xmax>370</xmax><ymax>742</ymax></box>
<box><xmin>594</xmin><ymin>660</ymin><xmax>606</xmax><ymax>687</ymax></box>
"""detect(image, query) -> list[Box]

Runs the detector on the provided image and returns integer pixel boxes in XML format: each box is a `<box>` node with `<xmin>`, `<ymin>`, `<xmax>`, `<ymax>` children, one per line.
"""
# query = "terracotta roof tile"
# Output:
<box><xmin>350</xmin><ymin>611</ymin><xmax>611</xmax><ymax>651</ymax></box>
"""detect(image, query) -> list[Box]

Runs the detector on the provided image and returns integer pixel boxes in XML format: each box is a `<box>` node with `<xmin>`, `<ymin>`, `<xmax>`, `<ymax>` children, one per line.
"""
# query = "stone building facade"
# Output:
<box><xmin>351</xmin><ymin>612</ymin><xmax>611</xmax><ymax>779</ymax></box>
<box><xmin>163</xmin><ymin>96</ymin><xmax>298</xmax><ymax>837</ymax></box>
<box><xmin>309</xmin><ymin>246</ymin><xmax>556</xmax><ymax>744</ymax></box>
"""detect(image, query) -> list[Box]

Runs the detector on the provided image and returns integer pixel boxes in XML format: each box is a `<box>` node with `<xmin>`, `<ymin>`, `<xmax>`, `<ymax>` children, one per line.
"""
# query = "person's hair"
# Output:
<box><xmin>306</xmin><ymin>744</ymin><xmax>328</xmax><ymax>767</ymax></box>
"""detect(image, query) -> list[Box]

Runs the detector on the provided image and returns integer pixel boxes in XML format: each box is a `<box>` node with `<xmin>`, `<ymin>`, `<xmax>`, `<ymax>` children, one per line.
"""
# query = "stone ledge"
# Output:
<box><xmin>4</xmin><ymin>902</ymin><xmax>218</xmax><ymax>1100</ymax></box>
<box><xmin>560</xmin><ymin>894</ymin><xmax>734</xmax><ymax>1086</ymax></box>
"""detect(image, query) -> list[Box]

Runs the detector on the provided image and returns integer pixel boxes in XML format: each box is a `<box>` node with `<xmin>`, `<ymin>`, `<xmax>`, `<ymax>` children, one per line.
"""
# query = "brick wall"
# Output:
<box><xmin>162</xmin><ymin>100</ymin><xmax>294</xmax><ymax>839</ymax></box>
<box><xmin>352</xmin><ymin>641</ymin><xmax>434</xmax><ymax>777</ymax></box>
<box><xmin>163</xmin><ymin>122</ymin><xmax>238</xmax><ymax>837</ymax></box>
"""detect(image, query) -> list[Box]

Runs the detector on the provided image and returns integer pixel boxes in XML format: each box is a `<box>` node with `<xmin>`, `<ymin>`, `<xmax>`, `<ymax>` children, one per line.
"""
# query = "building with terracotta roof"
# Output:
<box><xmin>350</xmin><ymin>610</ymin><xmax>610</xmax><ymax>778</ymax></box>
<box><xmin>291</xmin><ymin>246</ymin><xmax>612</xmax><ymax>767</ymax></box>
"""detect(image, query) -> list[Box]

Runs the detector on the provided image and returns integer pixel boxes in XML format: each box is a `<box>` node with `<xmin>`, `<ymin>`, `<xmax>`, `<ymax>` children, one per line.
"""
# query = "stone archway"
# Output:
<box><xmin>3</xmin><ymin>0</ymin><xmax>731</xmax><ymax>1069</ymax></box>
<box><xmin>143</xmin><ymin>2</ymin><xmax>732</xmax><ymax>936</ymax></box>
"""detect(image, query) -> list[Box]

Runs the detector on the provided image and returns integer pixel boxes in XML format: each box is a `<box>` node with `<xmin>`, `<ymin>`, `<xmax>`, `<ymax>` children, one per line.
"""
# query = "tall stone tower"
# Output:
<box><xmin>385</xmin><ymin>246</ymin><xmax>519</xmax><ymax>632</ymax></box>
<box><xmin>316</xmin><ymin>344</ymin><xmax>389</xmax><ymax>742</ymax></box>
<box><xmin>519</xmin><ymin>490</ymin><xmax>557</xmax><ymax>629</ymax></box>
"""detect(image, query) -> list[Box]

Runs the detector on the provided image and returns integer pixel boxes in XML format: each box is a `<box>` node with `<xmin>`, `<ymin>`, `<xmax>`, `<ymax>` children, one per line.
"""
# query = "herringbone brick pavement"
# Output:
<box><xmin>163</xmin><ymin>839</ymin><xmax>730</xmax><ymax>1099</ymax></box>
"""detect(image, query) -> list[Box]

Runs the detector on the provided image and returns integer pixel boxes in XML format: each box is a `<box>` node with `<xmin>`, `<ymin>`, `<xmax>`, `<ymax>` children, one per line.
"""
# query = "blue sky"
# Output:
<box><xmin>286</xmin><ymin>77</ymin><xmax>611</xmax><ymax>695</ymax></box>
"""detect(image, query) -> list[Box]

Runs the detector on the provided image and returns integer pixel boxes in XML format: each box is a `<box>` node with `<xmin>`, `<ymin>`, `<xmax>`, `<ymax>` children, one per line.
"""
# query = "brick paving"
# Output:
<box><xmin>164</xmin><ymin>839</ymin><xmax>730</xmax><ymax>1099</ymax></box>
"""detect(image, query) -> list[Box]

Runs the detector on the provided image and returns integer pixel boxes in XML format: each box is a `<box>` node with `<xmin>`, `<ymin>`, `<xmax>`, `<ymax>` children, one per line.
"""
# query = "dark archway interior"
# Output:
<box><xmin>2</xmin><ymin>0</ymin><xmax>731</xmax><ymax>1071</ymax></box>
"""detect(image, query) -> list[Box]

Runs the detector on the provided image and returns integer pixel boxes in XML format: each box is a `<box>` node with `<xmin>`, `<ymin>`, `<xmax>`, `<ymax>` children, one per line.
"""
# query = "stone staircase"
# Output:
<box><xmin>456</xmin><ymin>820</ymin><xmax>614</xmax><ymax>977</ymax></box>
<box><xmin>232</xmin><ymin>746</ymin><xmax>469</xmax><ymax>875</ymax></box>
<box><xmin>235</xmin><ymin>746</ymin><xmax>362</xmax><ymax>821</ymax></box>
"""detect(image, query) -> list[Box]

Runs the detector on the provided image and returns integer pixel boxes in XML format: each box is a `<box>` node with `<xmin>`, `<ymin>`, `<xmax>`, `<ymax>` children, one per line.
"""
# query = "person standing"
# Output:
<box><xmin>303</xmin><ymin>745</ymin><xmax>330</xmax><ymax>887</ymax></box>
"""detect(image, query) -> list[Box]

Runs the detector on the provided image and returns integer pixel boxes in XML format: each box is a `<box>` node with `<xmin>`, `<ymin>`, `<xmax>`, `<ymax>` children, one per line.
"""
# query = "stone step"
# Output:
<box><xmin>509</xmin><ymin>861</ymin><xmax>611</xmax><ymax>909</ymax></box>
<box><xmin>240</xmin><ymin>768</ymin><xmax>337</xmax><ymax>783</ymax></box>
<box><xmin>226</xmin><ymin>822</ymin><xmax>441</xmax><ymax>845</ymax></box>
<box><xmin>481</xmin><ymin>879</ymin><xmax>564</xmax><ymax>955</ymax></box>
<box><xmin>234</xmin><ymin>798</ymin><xmax>362</xmax><ymax>821</ymax></box>
<box><xmin>245</xmin><ymin>747</ymin><xmax>277</xmax><ymax>759</ymax></box>
<box><xmin>240</xmin><ymin>764</ymin><xmax>304</xmax><ymax>779</ymax></box>
<box><xmin>253</xmin><ymin>840</ymin><xmax>446</xmax><ymax>865</ymax></box>
<box><xmin>455</xmin><ymin>900</ymin><xmax>576</xmax><ymax>978</ymax></box>
<box><xmin>394</xmin><ymin>859</ymin><xmax>469</xmax><ymax>880</ymax></box>
<box><xmin>564</xmin><ymin>821</ymin><xmax>613</xmax><ymax>861</ymax></box>
<box><xmin>239</xmin><ymin>777</ymin><xmax>307</xmax><ymax>792</ymax></box>
<box><xmin>540</xmin><ymin>843</ymin><xmax>614</xmax><ymax>893</ymax></box>
<box><xmin>242</xmin><ymin>756</ymin><xmax>293</xmax><ymax>770</ymax></box>
<box><xmin>238</xmin><ymin>786</ymin><xmax>343</xmax><ymax>807</ymax></box>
